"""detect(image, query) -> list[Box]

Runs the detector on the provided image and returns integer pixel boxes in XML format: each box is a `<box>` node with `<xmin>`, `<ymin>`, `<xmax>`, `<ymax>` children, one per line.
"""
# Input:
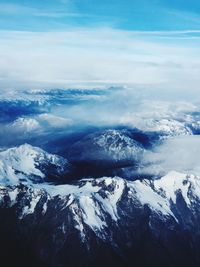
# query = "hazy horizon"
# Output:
<box><xmin>0</xmin><ymin>1</ymin><xmax>200</xmax><ymax>90</ymax></box>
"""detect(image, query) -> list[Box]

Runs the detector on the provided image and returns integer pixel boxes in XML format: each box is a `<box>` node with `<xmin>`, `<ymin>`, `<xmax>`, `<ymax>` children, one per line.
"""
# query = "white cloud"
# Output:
<box><xmin>34</xmin><ymin>11</ymin><xmax>82</xmax><ymax>18</ymax></box>
<box><xmin>141</xmin><ymin>135</ymin><xmax>200</xmax><ymax>177</ymax></box>
<box><xmin>0</xmin><ymin>28</ymin><xmax>200</xmax><ymax>89</ymax></box>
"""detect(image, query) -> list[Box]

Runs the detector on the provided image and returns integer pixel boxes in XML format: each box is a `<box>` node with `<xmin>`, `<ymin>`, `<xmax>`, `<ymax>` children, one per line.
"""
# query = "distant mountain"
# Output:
<box><xmin>70</xmin><ymin>129</ymin><xmax>145</xmax><ymax>162</ymax></box>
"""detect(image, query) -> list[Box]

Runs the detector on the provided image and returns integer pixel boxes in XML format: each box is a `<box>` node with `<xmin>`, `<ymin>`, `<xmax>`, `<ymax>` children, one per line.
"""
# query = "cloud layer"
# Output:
<box><xmin>0</xmin><ymin>28</ymin><xmax>200</xmax><ymax>89</ymax></box>
<box><xmin>142</xmin><ymin>135</ymin><xmax>200</xmax><ymax>177</ymax></box>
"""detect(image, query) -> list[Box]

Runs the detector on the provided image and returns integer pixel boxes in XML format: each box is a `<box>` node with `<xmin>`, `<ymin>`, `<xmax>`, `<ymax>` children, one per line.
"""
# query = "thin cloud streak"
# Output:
<box><xmin>0</xmin><ymin>28</ymin><xmax>200</xmax><ymax>89</ymax></box>
<box><xmin>0</xmin><ymin>3</ymin><xmax>84</xmax><ymax>18</ymax></box>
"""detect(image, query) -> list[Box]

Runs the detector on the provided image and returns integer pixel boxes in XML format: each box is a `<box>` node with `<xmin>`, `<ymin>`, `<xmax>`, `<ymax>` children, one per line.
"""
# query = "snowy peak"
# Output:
<box><xmin>144</xmin><ymin>118</ymin><xmax>192</xmax><ymax>137</ymax></box>
<box><xmin>73</xmin><ymin>129</ymin><xmax>145</xmax><ymax>162</ymax></box>
<box><xmin>153</xmin><ymin>171</ymin><xmax>200</xmax><ymax>205</ymax></box>
<box><xmin>0</xmin><ymin>176</ymin><xmax>126</xmax><ymax>239</ymax></box>
<box><xmin>93</xmin><ymin>130</ymin><xmax>144</xmax><ymax>158</ymax></box>
<box><xmin>55</xmin><ymin>172</ymin><xmax>200</xmax><ymax>232</ymax></box>
<box><xmin>0</xmin><ymin>144</ymin><xmax>69</xmax><ymax>185</ymax></box>
<box><xmin>51</xmin><ymin>177</ymin><xmax>126</xmax><ymax>235</ymax></box>
<box><xmin>11</xmin><ymin>117</ymin><xmax>40</xmax><ymax>133</ymax></box>
<box><xmin>2</xmin><ymin>171</ymin><xmax>200</xmax><ymax>240</ymax></box>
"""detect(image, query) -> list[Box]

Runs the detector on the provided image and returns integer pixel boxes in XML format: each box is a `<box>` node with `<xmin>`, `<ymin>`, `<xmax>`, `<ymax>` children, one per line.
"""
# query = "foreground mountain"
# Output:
<box><xmin>1</xmin><ymin>170</ymin><xmax>200</xmax><ymax>267</ymax></box>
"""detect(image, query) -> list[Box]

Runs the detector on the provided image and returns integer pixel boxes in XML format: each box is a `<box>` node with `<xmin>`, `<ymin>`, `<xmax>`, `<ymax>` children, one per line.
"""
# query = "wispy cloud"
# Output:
<box><xmin>34</xmin><ymin>12</ymin><xmax>83</xmax><ymax>18</ymax></box>
<box><xmin>0</xmin><ymin>3</ymin><xmax>83</xmax><ymax>18</ymax></box>
<box><xmin>0</xmin><ymin>28</ymin><xmax>200</xmax><ymax>89</ymax></box>
<box><xmin>0</xmin><ymin>3</ymin><xmax>35</xmax><ymax>14</ymax></box>
<box><xmin>167</xmin><ymin>9</ymin><xmax>200</xmax><ymax>24</ymax></box>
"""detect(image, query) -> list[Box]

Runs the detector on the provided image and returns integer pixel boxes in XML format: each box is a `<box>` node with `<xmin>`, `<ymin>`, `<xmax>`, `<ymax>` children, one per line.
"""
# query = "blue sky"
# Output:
<box><xmin>0</xmin><ymin>0</ymin><xmax>200</xmax><ymax>31</ymax></box>
<box><xmin>0</xmin><ymin>1</ymin><xmax>200</xmax><ymax>89</ymax></box>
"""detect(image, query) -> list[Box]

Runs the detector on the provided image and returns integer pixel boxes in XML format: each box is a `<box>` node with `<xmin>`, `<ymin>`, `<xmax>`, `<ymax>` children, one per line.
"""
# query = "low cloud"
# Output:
<box><xmin>141</xmin><ymin>135</ymin><xmax>200</xmax><ymax>177</ymax></box>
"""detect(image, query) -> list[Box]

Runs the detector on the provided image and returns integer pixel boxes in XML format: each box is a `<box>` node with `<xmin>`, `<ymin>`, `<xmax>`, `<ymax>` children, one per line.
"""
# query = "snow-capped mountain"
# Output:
<box><xmin>122</xmin><ymin>117</ymin><xmax>193</xmax><ymax>138</ymax></box>
<box><xmin>144</xmin><ymin>118</ymin><xmax>192</xmax><ymax>137</ymax></box>
<box><xmin>92</xmin><ymin>129</ymin><xmax>145</xmax><ymax>160</ymax></box>
<box><xmin>71</xmin><ymin>129</ymin><xmax>145</xmax><ymax>162</ymax></box>
<box><xmin>0</xmin><ymin>144</ymin><xmax>69</xmax><ymax>184</ymax></box>
<box><xmin>0</xmin><ymin>87</ymin><xmax>111</xmax><ymax>110</ymax></box>
<box><xmin>1</xmin><ymin>171</ymin><xmax>200</xmax><ymax>266</ymax></box>
<box><xmin>4</xmin><ymin>115</ymin><xmax>73</xmax><ymax>136</ymax></box>
<box><xmin>2</xmin><ymin>171</ymin><xmax>200</xmax><ymax>232</ymax></box>
<box><xmin>1</xmin><ymin>88</ymin><xmax>200</xmax><ymax>267</ymax></box>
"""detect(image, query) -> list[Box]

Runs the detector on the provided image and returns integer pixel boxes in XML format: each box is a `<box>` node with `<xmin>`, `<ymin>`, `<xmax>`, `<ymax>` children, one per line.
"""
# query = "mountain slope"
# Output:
<box><xmin>0</xmin><ymin>144</ymin><xmax>69</xmax><ymax>184</ymax></box>
<box><xmin>1</xmin><ymin>171</ymin><xmax>200</xmax><ymax>266</ymax></box>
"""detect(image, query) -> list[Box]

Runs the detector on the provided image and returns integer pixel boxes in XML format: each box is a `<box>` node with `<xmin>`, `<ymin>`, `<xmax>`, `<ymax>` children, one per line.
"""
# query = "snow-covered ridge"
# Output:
<box><xmin>0</xmin><ymin>143</ymin><xmax>200</xmax><ymax>240</ymax></box>
<box><xmin>121</xmin><ymin>117</ymin><xmax>192</xmax><ymax>137</ymax></box>
<box><xmin>119</xmin><ymin>100</ymin><xmax>200</xmax><ymax>137</ymax></box>
<box><xmin>93</xmin><ymin>129</ymin><xmax>144</xmax><ymax>160</ymax></box>
<box><xmin>73</xmin><ymin>129</ymin><xmax>145</xmax><ymax>162</ymax></box>
<box><xmin>1</xmin><ymin>170</ymin><xmax>200</xmax><ymax>238</ymax></box>
<box><xmin>0</xmin><ymin>144</ymin><xmax>68</xmax><ymax>185</ymax></box>
<box><xmin>5</xmin><ymin>114</ymin><xmax>73</xmax><ymax>136</ymax></box>
<box><xmin>0</xmin><ymin>87</ymin><xmax>109</xmax><ymax>103</ymax></box>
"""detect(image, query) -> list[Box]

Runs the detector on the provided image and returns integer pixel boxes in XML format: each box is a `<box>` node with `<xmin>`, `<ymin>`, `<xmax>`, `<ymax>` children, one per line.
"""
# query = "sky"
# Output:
<box><xmin>1</xmin><ymin>0</ymin><xmax>200</xmax><ymax>31</ymax></box>
<box><xmin>0</xmin><ymin>0</ymin><xmax>200</xmax><ymax>89</ymax></box>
